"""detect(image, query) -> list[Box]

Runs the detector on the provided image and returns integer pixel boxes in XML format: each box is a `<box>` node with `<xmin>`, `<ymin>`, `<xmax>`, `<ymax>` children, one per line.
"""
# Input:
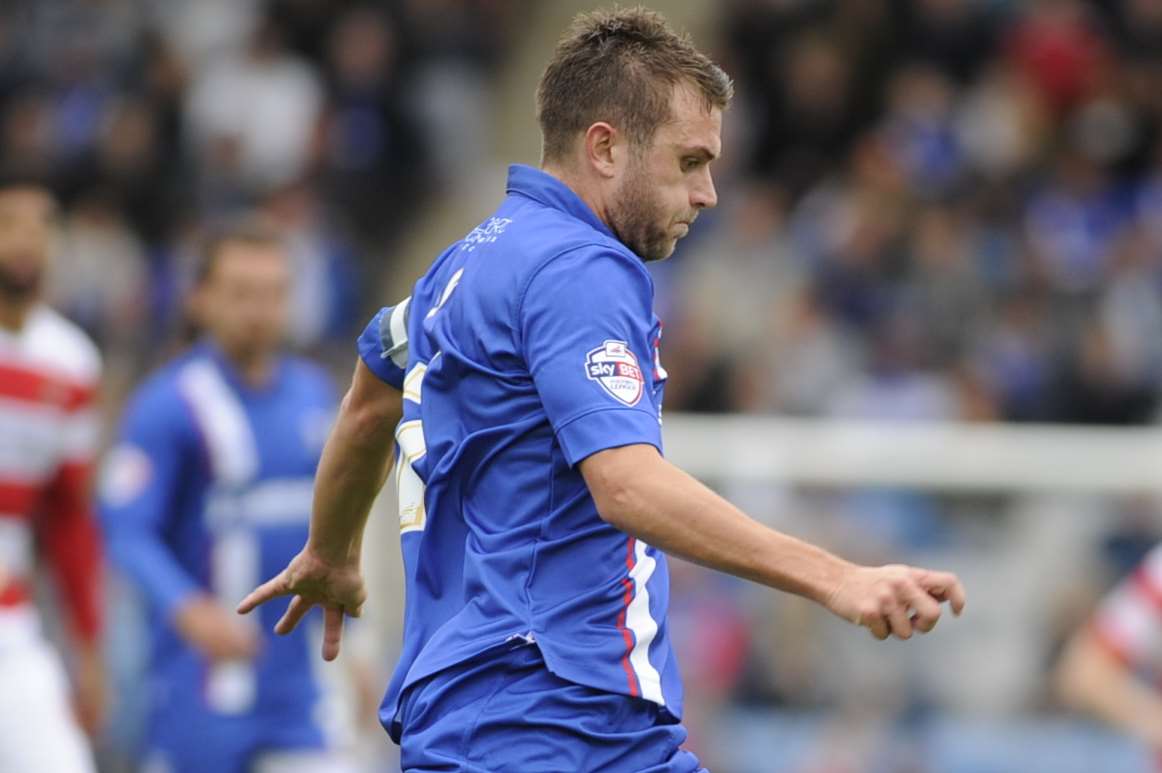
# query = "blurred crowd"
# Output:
<box><xmin>658</xmin><ymin>0</ymin><xmax>1162</xmax><ymax>429</ymax></box>
<box><xmin>0</xmin><ymin>0</ymin><xmax>523</xmax><ymax>386</ymax></box>
<box><xmin>10</xmin><ymin>0</ymin><xmax>1162</xmax><ymax>429</ymax></box>
<box><xmin>647</xmin><ymin>2</ymin><xmax>1162</xmax><ymax>768</ymax></box>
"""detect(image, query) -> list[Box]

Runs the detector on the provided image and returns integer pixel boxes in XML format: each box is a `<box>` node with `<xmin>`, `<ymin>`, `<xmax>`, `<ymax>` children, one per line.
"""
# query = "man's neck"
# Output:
<box><xmin>220</xmin><ymin>345</ymin><xmax>277</xmax><ymax>389</ymax></box>
<box><xmin>0</xmin><ymin>297</ymin><xmax>32</xmax><ymax>333</ymax></box>
<box><xmin>541</xmin><ymin>162</ymin><xmax>613</xmax><ymax>232</ymax></box>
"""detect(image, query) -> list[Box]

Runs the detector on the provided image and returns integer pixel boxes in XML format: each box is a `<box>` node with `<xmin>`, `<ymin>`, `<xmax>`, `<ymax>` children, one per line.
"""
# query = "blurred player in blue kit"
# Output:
<box><xmin>99</xmin><ymin>222</ymin><xmax>363</xmax><ymax>773</ymax></box>
<box><xmin>240</xmin><ymin>8</ymin><xmax>968</xmax><ymax>771</ymax></box>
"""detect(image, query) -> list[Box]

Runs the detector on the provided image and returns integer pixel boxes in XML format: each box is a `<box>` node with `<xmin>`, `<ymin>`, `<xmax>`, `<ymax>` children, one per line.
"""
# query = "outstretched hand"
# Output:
<box><xmin>237</xmin><ymin>547</ymin><xmax>367</xmax><ymax>661</ymax></box>
<box><xmin>826</xmin><ymin>564</ymin><xmax>966</xmax><ymax>641</ymax></box>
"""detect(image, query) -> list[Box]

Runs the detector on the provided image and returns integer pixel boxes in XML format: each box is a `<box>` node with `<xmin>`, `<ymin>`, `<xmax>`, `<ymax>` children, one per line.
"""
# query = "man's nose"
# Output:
<box><xmin>691</xmin><ymin>169</ymin><xmax>717</xmax><ymax>210</ymax></box>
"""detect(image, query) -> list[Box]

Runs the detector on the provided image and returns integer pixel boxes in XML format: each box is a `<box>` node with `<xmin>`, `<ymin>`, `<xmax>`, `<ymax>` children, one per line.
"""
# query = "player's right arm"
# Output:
<box><xmin>1055</xmin><ymin>552</ymin><xmax>1162</xmax><ymax>749</ymax></box>
<box><xmin>522</xmin><ymin>247</ymin><xmax>964</xmax><ymax>641</ymax></box>
<box><xmin>580</xmin><ymin>445</ymin><xmax>964</xmax><ymax>640</ymax></box>
<box><xmin>99</xmin><ymin>385</ymin><xmax>255</xmax><ymax>660</ymax></box>
<box><xmin>239</xmin><ymin>305</ymin><xmax>405</xmax><ymax>660</ymax></box>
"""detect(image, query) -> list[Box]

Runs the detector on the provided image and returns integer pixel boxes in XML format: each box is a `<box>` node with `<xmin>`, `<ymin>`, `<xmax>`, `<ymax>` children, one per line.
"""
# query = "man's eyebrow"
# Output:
<box><xmin>679</xmin><ymin>145</ymin><xmax>719</xmax><ymax>162</ymax></box>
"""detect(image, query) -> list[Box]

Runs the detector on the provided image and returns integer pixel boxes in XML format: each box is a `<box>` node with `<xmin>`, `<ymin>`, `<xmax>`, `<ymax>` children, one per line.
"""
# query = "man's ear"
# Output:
<box><xmin>584</xmin><ymin>122</ymin><xmax>620</xmax><ymax>179</ymax></box>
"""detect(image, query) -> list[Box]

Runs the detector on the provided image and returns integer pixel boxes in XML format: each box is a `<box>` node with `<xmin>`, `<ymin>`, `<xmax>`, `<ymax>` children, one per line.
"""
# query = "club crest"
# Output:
<box><xmin>584</xmin><ymin>340</ymin><xmax>644</xmax><ymax>406</ymax></box>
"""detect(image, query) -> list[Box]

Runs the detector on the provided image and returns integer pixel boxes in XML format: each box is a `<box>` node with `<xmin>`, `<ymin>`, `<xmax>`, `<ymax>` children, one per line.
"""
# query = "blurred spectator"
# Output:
<box><xmin>900</xmin><ymin>0</ymin><xmax>1000</xmax><ymax>83</ymax></box>
<box><xmin>48</xmin><ymin>187</ymin><xmax>150</xmax><ymax>359</ymax></box>
<box><xmin>186</xmin><ymin>16</ymin><xmax>323</xmax><ymax>199</ymax></box>
<box><xmin>1004</xmin><ymin>0</ymin><xmax>1112</xmax><ymax>116</ymax></box>
<box><xmin>149</xmin><ymin>0</ymin><xmax>262</xmax><ymax>72</ymax></box>
<box><xmin>321</xmin><ymin>6</ymin><xmax>426</xmax><ymax>241</ymax></box>
<box><xmin>259</xmin><ymin>181</ymin><xmax>358</xmax><ymax>352</ymax></box>
<box><xmin>0</xmin><ymin>92</ymin><xmax>56</xmax><ymax>180</ymax></box>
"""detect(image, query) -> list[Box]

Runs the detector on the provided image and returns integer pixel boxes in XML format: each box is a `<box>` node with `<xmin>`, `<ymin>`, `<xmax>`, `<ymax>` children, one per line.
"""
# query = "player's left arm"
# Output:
<box><xmin>37</xmin><ymin>378</ymin><xmax>104</xmax><ymax>734</ymax></box>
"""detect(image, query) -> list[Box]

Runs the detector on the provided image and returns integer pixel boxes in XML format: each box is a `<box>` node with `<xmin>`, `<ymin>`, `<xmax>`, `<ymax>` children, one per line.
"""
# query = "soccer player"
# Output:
<box><xmin>1056</xmin><ymin>544</ymin><xmax>1162</xmax><ymax>765</ymax></box>
<box><xmin>240</xmin><ymin>9</ymin><xmax>968</xmax><ymax>771</ymax></box>
<box><xmin>99</xmin><ymin>221</ymin><xmax>360</xmax><ymax>773</ymax></box>
<box><xmin>0</xmin><ymin>175</ymin><xmax>103</xmax><ymax>772</ymax></box>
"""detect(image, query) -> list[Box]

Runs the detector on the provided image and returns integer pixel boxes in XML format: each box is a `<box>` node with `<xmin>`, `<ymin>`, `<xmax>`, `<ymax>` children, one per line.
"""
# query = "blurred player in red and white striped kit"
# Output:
<box><xmin>1057</xmin><ymin>543</ymin><xmax>1162</xmax><ymax>769</ymax></box>
<box><xmin>0</xmin><ymin>175</ymin><xmax>103</xmax><ymax>772</ymax></box>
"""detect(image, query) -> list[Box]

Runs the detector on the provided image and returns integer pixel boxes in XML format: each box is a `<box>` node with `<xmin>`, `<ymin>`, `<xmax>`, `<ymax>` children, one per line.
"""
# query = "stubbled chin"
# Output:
<box><xmin>644</xmin><ymin>241</ymin><xmax>678</xmax><ymax>263</ymax></box>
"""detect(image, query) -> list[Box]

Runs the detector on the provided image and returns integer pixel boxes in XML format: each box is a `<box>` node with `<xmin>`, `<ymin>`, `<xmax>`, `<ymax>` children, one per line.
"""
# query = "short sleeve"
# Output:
<box><xmin>357</xmin><ymin>298</ymin><xmax>410</xmax><ymax>390</ymax></box>
<box><xmin>520</xmin><ymin>248</ymin><xmax>661</xmax><ymax>466</ymax></box>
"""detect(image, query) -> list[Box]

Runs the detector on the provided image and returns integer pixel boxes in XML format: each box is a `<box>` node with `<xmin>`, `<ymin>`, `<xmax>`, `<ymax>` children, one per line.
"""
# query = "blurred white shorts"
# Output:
<box><xmin>0</xmin><ymin>607</ymin><xmax>96</xmax><ymax>773</ymax></box>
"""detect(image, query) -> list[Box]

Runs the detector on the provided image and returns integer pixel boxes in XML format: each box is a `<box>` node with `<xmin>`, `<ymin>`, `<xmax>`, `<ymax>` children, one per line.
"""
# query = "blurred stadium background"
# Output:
<box><xmin>8</xmin><ymin>0</ymin><xmax>1162</xmax><ymax>770</ymax></box>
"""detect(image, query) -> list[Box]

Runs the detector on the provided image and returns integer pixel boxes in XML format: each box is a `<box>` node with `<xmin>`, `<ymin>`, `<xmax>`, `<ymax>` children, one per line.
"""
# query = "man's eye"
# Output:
<box><xmin>681</xmin><ymin>158</ymin><xmax>700</xmax><ymax>172</ymax></box>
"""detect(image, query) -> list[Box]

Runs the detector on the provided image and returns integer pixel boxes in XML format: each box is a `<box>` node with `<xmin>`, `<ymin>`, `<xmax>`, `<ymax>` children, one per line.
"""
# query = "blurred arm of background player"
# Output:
<box><xmin>238</xmin><ymin>358</ymin><xmax>400</xmax><ymax>660</ymax></box>
<box><xmin>38</xmin><ymin>379</ymin><xmax>106</xmax><ymax>735</ymax></box>
<box><xmin>1056</xmin><ymin>627</ymin><xmax>1162</xmax><ymax>750</ymax></box>
<box><xmin>1054</xmin><ymin>549</ymin><xmax>1162</xmax><ymax>751</ymax></box>
<box><xmin>580</xmin><ymin>444</ymin><xmax>966</xmax><ymax>641</ymax></box>
<box><xmin>101</xmin><ymin>398</ymin><xmax>258</xmax><ymax>663</ymax></box>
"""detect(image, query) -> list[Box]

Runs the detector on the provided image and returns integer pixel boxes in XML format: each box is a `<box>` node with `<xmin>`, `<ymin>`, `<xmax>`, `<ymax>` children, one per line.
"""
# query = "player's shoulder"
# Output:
<box><xmin>122</xmin><ymin>349</ymin><xmax>204</xmax><ymax>424</ymax></box>
<box><xmin>24</xmin><ymin>305</ymin><xmax>102</xmax><ymax>384</ymax></box>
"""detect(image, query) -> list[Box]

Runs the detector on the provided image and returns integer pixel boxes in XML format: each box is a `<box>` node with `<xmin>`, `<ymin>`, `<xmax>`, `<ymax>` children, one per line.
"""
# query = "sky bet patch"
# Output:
<box><xmin>584</xmin><ymin>340</ymin><xmax>644</xmax><ymax>407</ymax></box>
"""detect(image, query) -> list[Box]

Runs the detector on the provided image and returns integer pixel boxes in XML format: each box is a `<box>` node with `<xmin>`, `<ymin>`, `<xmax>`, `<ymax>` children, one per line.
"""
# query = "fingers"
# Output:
<box><xmin>236</xmin><ymin>572</ymin><xmax>290</xmax><ymax>615</ymax></box>
<box><xmin>865</xmin><ymin>613</ymin><xmax>890</xmax><ymax>640</ymax></box>
<box><xmin>850</xmin><ymin>566</ymin><xmax>966</xmax><ymax>643</ymax></box>
<box><xmin>885</xmin><ymin>602</ymin><xmax>913</xmax><ymax>640</ymax></box>
<box><xmin>919</xmin><ymin>570</ymin><xmax>967</xmax><ymax>616</ymax></box>
<box><xmin>274</xmin><ymin>594</ymin><xmax>314</xmax><ymax>636</ymax></box>
<box><xmin>322</xmin><ymin>606</ymin><xmax>344</xmax><ymax>662</ymax></box>
<box><xmin>902</xmin><ymin>580</ymin><xmax>944</xmax><ymax>634</ymax></box>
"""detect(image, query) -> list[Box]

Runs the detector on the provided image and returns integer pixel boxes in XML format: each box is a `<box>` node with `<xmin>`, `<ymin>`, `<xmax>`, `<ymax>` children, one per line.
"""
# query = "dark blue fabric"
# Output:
<box><xmin>398</xmin><ymin>644</ymin><xmax>706</xmax><ymax>773</ymax></box>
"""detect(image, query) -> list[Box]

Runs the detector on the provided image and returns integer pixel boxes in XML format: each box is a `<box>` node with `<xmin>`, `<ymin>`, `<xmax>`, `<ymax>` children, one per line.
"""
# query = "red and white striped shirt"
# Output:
<box><xmin>0</xmin><ymin>304</ymin><xmax>102</xmax><ymax>643</ymax></box>
<box><xmin>1092</xmin><ymin>543</ymin><xmax>1162</xmax><ymax>769</ymax></box>
<box><xmin>1093</xmin><ymin>544</ymin><xmax>1162</xmax><ymax>676</ymax></box>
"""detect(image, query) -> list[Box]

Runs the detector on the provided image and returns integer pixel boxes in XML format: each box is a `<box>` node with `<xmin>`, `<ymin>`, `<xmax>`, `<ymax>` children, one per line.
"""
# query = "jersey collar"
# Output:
<box><xmin>505</xmin><ymin>164</ymin><xmax>617</xmax><ymax>241</ymax></box>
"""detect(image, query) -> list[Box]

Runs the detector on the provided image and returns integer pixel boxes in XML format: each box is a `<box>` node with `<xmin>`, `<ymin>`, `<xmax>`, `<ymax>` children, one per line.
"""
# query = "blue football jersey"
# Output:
<box><xmin>359</xmin><ymin>164</ymin><xmax>681</xmax><ymax>742</ymax></box>
<box><xmin>99</xmin><ymin>344</ymin><xmax>339</xmax><ymax>718</ymax></box>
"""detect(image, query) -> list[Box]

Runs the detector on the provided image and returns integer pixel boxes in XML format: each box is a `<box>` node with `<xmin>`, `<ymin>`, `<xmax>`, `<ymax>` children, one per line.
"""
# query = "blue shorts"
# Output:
<box><xmin>143</xmin><ymin>679</ymin><xmax>336</xmax><ymax>773</ymax></box>
<box><xmin>397</xmin><ymin>643</ymin><xmax>706</xmax><ymax>772</ymax></box>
